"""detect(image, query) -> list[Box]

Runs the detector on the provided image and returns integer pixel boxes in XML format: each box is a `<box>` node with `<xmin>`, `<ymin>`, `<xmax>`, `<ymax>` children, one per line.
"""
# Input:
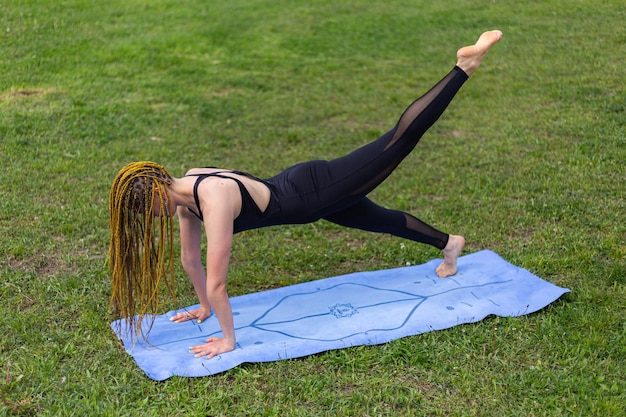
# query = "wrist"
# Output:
<box><xmin>224</xmin><ymin>337</ymin><xmax>236</xmax><ymax>349</ymax></box>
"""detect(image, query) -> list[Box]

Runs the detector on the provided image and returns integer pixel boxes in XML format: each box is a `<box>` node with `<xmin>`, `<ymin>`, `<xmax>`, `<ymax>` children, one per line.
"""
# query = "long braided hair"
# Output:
<box><xmin>108</xmin><ymin>161</ymin><xmax>177</xmax><ymax>341</ymax></box>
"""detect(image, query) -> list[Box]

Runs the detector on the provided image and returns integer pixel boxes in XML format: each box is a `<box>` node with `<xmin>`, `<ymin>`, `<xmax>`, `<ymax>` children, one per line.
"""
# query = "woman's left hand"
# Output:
<box><xmin>188</xmin><ymin>337</ymin><xmax>235</xmax><ymax>359</ymax></box>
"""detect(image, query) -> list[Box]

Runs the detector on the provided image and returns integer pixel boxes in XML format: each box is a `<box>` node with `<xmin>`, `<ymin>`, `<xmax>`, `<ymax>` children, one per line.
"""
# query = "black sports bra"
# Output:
<box><xmin>185</xmin><ymin>170</ymin><xmax>268</xmax><ymax>233</ymax></box>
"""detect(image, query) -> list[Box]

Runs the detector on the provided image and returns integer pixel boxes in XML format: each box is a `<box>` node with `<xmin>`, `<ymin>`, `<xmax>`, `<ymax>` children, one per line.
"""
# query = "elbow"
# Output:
<box><xmin>207</xmin><ymin>280</ymin><xmax>227</xmax><ymax>294</ymax></box>
<box><xmin>181</xmin><ymin>254</ymin><xmax>202</xmax><ymax>274</ymax></box>
<box><xmin>206</xmin><ymin>278</ymin><xmax>228</xmax><ymax>299</ymax></box>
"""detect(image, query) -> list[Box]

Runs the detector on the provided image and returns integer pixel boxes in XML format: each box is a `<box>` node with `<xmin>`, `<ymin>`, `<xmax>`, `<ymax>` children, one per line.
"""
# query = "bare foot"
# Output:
<box><xmin>456</xmin><ymin>30</ymin><xmax>503</xmax><ymax>76</ymax></box>
<box><xmin>436</xmin><ymin>235</ymin><xmax>465</xmax><ymax>278</ymax></box>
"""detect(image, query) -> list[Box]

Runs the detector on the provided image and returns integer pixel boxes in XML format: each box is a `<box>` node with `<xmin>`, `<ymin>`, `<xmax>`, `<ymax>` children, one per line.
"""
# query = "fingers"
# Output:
<box><xmin>169</xmin><ymin>309</ymin><xmax>211</xmax><ymax>324</ymax></box>
<box><xmin>188</xmin><ymin>338</ymin><xmax>234</xmax><ymax>360</ymax></box>
<box><xmin>194</xmin><ymin>311</ymin><xmax>211</xmax><ymax>323</ymax></box>
<box><xmin>169</xmin><ymin>312</ymin><xmax>194</xmax><ymax>323</ymax></box>
<box><xmin>188</xmin><ymin>343</ymin><xmax>218</xmax><ymax>359</ymax></box>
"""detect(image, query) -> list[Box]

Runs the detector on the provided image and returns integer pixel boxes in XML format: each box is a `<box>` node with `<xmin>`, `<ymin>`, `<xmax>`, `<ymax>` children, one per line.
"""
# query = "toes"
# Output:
<box><xmin>436</xmin><ymin>262</ymin><xmax>456</xmax><ymax>278</ymax></box>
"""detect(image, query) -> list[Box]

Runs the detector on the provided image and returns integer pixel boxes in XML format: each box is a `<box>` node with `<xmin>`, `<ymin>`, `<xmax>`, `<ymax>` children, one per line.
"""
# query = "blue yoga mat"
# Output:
<box><xmin>111</xmin><ymin>250</ymin><xmax>569</xmax><ymax>380</ymax></box>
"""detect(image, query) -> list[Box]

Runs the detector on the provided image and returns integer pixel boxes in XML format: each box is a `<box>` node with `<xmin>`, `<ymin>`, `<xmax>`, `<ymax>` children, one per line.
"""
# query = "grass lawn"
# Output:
<box><xmin>1</xmin><ymin>0</ymin><xmax>624</xmax><ymax>415</ymax></box>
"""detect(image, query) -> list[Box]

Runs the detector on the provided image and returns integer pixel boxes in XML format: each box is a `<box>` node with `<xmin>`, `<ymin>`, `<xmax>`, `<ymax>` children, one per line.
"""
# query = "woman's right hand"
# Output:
<box><xmin>169</xmin><ymin>305</ymin><xmax>212</xmax><ymax>324</ymax></box>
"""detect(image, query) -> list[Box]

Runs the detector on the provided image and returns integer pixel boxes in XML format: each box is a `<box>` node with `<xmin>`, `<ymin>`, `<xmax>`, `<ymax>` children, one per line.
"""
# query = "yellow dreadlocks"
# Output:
<box><xmin>108</xmin><ymin>161</ymin><xmax>176</xmax><ymax>341</ymax></box>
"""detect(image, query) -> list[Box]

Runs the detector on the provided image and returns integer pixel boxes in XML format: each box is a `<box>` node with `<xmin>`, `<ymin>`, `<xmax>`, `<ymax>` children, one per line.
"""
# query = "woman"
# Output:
<box><xmin>109</xmin><ymin>30</ymin><xmax>503</xmax><ymax>359</ymax></box>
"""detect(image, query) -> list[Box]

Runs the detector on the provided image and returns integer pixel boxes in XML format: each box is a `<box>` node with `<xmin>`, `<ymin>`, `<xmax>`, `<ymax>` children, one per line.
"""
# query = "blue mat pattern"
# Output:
<box><xmin>112</xmin><ymin>250</ymin><xmax>569</xmax><ymax>380</ymax></box>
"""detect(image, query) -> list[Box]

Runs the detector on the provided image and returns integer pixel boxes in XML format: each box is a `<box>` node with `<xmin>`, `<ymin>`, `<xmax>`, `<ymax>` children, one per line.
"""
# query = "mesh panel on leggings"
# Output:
<box><xmin>385</xmin><ymin>69</ymin><xmax>459</xmax><ymax>151</ymax></box>
<box><xmin>349</xmin><ymin>69</ymin><xmax>464</xmax><ymax>197</ymax></box>
<box><xmin>403</xmin><ymin>213</ymin><xmax>447</xmax><ymax>249</ymax></box>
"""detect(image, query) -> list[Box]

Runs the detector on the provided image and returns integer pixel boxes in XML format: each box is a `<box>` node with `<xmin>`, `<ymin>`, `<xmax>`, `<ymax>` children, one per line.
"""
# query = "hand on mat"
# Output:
<box><xmin>170</xmin><ymin>306</ymin><xmax>212</xmax><ymax>324</ymax></box>
<box><xmin>189</xmin><ymin>337</ymin><xmax>235</xmax><ymax>359</ymax></box>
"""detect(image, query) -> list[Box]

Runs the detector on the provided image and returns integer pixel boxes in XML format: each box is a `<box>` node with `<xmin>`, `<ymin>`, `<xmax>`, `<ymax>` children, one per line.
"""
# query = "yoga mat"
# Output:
<box><xmin>111</xmin><ymin>250</ymin><xmax>569</xmax><ymax>380</ymax></box>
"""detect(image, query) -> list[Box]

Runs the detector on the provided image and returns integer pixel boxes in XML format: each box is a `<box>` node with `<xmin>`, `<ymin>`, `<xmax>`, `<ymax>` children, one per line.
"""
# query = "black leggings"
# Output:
<box><xmin>264</xmin><ymin>66</ymin><xmax>469</xmax><ymax>250</ymax></box>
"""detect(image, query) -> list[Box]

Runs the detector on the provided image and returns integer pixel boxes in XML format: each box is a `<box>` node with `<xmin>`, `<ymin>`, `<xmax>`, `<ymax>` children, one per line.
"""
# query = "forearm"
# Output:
<box><xmin>170</xmin><ymin>262</ymin><xmax>213</xmax><ymax>324</ymax></box>
<box><xmin>206</xmin><ymin>283</ymin><xmax>236</xmax><ymax>347</ymax></box>
<box><xmin>183</xmin><ymin>261</ymin><xmax>211</xmax><ymax>307</ymax></box>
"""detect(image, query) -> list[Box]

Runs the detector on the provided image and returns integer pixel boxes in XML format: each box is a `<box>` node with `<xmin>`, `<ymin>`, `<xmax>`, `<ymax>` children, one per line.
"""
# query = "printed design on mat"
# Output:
<box><xmin>170</xmin><ymin>280</ymin><xmax>507</xmax><ymax>343</ymax></box>
<box><xmin>329</xmin><ymin>303</ymin><xmax>359</xmax><ymax>319</ymax></box>
<box><xmin>248</xmin><ymin>283</ymin><xmax>427</xmax><ymax>341</ymax></box>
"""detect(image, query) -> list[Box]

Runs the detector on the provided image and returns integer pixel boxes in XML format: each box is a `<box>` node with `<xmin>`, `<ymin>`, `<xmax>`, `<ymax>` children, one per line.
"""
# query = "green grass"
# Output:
<box><xmin>1</xmin><ymin>0</ymin><xmax>625</xmax><ymax>415</ymax></box>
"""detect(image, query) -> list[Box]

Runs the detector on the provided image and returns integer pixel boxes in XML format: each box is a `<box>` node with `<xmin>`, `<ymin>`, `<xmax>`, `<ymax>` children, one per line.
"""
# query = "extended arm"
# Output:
<box><xmin>170</xmin><ymin>207</ymin><xmax>213</xmax><ymax>323</ymax></box>
<box><xmin>187</xmin><ymin>180</ymin><xmax>241</xmax><ymax>358</ymax></box>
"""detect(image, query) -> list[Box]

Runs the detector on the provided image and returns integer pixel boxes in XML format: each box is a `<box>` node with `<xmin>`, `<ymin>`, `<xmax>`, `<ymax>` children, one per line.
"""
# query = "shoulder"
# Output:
<box><xmin>196</xmin><ymin>177</ymin><xmax>242</xmax><ymax>219</ymax></box>
<box><xmin>185</xmin><ymin>167</ymin><xmax>220</xmax><ymax>176</ymax></box>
